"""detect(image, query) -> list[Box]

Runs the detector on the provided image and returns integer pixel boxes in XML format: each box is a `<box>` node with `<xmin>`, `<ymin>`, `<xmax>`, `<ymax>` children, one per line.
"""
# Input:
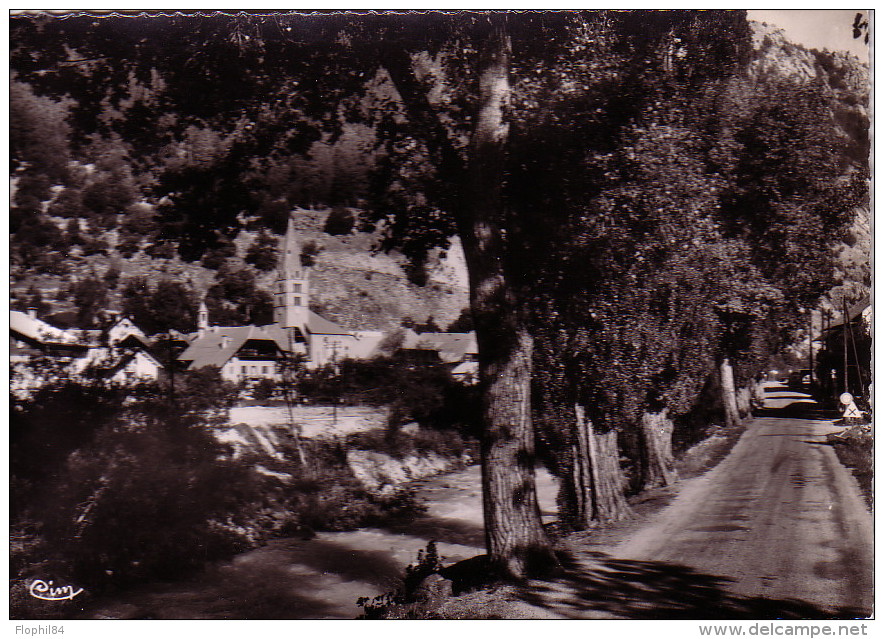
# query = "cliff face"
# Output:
<box><xmin>749</xmin><ymin>20</ymin><xmax>870</xmax><ymax>157</ymax></box>
<box><xmin>249</xmin><ymin>208</ymin><xmax>470</xmax><ymax>331</ymax></box>
<box><xmin>749</xmin><ymin>20</ymin><xmax>870</xmax><ymax>306</ymax></box>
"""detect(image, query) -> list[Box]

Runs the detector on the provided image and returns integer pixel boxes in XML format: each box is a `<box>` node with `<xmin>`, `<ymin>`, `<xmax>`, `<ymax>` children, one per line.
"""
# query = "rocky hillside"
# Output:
<box><xmin>11</xmin><ymin>205</ymin><xmax>470</xmax><ymax>333</ymax></box>
<box><xmin>247</xmin><ymin>208</ymin><xmax>470</xmax><ymax>331</ymax></box>
<box><xmin>749</xmin><ymin>19</ymin><xmax>870</xmax><ymax>306</ymax></box>
<box><xmin>749</xmin><ymin>20</ymin><xmax>869</xmax><ymax>164</ymax></box>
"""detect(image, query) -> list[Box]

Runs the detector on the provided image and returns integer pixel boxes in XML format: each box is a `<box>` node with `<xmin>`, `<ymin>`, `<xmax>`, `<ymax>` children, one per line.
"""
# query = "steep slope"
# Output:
<box><xmin>11</xmin><ymin>206</ymin><xmax>470</xmax><ymax>333</ymax></box>
<box><xmin>247</xmin><ymin>208</ymin><xmax>470</xmax><ymax>331</ymax></box>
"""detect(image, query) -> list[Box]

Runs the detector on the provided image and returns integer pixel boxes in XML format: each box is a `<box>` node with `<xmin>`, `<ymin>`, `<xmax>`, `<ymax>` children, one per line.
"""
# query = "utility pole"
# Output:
<box><xmin>842</xmin><ymin>298</ymin><xmax>849</xmax><ymax>395</ymax></box>
<box><xmin>808</xmin><ymin>310</ymin><xmax>814</xmax><ymax>385</ymax></box>
<box><xmin>166</xmin><ymin>332</ymin><xmax>175</xmax><ymax>405</ymax></box>
<box><xmin>329</xmin><ymin>339</ymin><xmax>341</xmax><ymax>426</ymax></box>
<box><xmin>823</xmin><ymin>308</ymin><xmax>833</xmax><ymax>400</ymax></box>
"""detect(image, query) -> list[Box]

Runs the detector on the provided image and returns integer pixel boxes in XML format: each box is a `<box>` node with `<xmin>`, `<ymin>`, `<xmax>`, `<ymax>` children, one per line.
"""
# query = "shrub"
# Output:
<box><xmin>42</xmin><ymin>421</ymin><xmax>256</xmax><ymax>587</ymax></box>
<box><xmin>72</xmin><ymin>277</ymin><xmax>108</xmax><ymax>328</ymax></box>
<box><xmin>300</xmin><ymin>239</ymin><xmax>323</xmax><ymax>267</ymax></box>
<box><xmin>11</xmin><ymin>375</ymin><xmax>257</xmax><ymax>591</ymax></box>
<box><xmin>15</xmin><ymin>173</ymin><xmax>53</xmax><ymax>203</ymax></box>
<box><xmin>245</xmin><ymin>229</ymin><xmax>278</xmax><ymax>271</ymax></box>
<box><xmin>257</xmin><ymin>198</ymin><xmax>291</xmax><ymax>234</ymax></box>
<box><xmin>357</xmin><ymin>542</ymin><xmax>444</xmax><ymax>619</ymax></box>
<box><xmin>81</xmin><ymin>172</ymin><xmax>136</xmax><ymax>222</ymax></box>
<box><xmin>81</xmin><ymin>236</ymin><xmax>109</xmax><ymax>256</ymax></box>
<box><xmin>121</xmin><ymin>202</ymin><xmax>158</xmax><ymax>235</ymax></box>
<box><xmin>201</xmin><ymin>240</ymin><xmax>237</xmax><ymax>269</ymax></box>
<box><xmin>345</xmin><ymin>428</ymin><xmax>475</xmax><ymax>461</ymax></box>
<box><xmin>103</xmin><ymin>264</ymin><xmax>121</xmax><ymax>289</ymax></box>
<box><xmin>115</xmin><ymin>230</ymin><xmax>142</xmax><ymax>258</ymax></box>
<box><xmin>144</xmin><ymin>240</ymin><xmax>177</xmax><ymax>259</ymax></box>
<box><xmin>251</xmin><ymin>378</ymin><xmax>278</xmax><ymax>401</ymax></box>
<box><xmin>48</xmin><ymin>188</ymin><xmax>87</xmax><ymax>218</ymax></box>
<box><xmin>323</xmin><ymin>205</ymin><xmax>356</xmax><ymax>235</ymax></box>
<box><xmin>236</xmin><ymin>437</ymin><xmax>425</xmax><ymax>538</ymax></box>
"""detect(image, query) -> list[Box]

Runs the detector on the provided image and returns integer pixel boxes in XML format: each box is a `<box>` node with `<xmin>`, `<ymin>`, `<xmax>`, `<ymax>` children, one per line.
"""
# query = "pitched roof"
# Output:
<box><xmin>278</xmin><ymin>215</ymin><xmax>302</xmax><ymax>278</ymax></box>
<box><xmin>848</xmin><ymin>296</ymin><xmax>871</xmax><ymax>321</ymax></box>
<box><xmin>10</xmin><ymin>310</ymin><xmax>85</xmax><ymax>346</ymax></box>
<box><xmin>178</xmin><ymin>325</ymin><xmax>291</xmax><ymax>369</ymax></box>
<box><xmin>402</xmin><ymin>331</ymin><xmax>478</xmax><ymax>363</ymax></box>
<box><xmin>824</xmin><ymin>295</ymin><xmax>871</xmax><ymax>332</ymax></box>
<box><xmin>306</xmin><ymin>310</ymin><xmax>351</xmax><ymax>336</ymax></box>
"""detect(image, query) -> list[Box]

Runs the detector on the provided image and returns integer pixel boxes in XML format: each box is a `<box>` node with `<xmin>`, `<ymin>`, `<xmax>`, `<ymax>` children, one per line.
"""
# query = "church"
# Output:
<box><xmin>178</xmin><ymin>216</ymin><xmax>361</xmax><ymax>383</ymax></box>
<box><xmin>271</xmin><ymin>215</ymin><xmax>360</xmax><ymax>367</ymax></box>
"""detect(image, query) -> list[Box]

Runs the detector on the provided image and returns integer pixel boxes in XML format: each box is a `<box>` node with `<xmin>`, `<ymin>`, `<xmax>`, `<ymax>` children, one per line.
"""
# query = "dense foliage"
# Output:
<box><xmin>10</xmin><ymin>10</ymin><xmax>869</xmax><ymax>575</ymax></box>
<box><xmin>9</xmin><ymin>364</ymin><xmax>433</xmax><ymax>613</ymax></box>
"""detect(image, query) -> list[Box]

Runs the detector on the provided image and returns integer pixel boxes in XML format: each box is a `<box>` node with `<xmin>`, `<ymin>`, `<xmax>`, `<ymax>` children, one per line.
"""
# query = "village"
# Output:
<box><xmin>11</xmin><ymin>215</ymin><xmax>479</xmax><ymax>398</ymax></box>
<box><xmin>9</xmin><ymin>9</ymin><xmax>872</xmax><ymax>626</ymax></box>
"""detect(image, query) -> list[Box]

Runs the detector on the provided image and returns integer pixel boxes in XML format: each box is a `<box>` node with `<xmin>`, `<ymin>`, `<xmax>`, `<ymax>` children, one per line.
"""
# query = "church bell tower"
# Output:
<box><xmin>274</xmin><ymin>216</ymin><xmax>310</xmax><ymax>338</ymax></box>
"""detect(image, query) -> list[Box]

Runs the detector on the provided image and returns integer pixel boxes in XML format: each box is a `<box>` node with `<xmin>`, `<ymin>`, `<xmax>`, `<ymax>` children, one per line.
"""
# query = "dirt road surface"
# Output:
<box><xmin>522</xmin><ymin>383</ymin><xmax>873</xmax><ymax>619</ymax></box>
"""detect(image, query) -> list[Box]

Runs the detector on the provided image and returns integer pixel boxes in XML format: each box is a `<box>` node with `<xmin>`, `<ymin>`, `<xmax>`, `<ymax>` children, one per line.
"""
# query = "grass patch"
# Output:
<box><xmin>827</xmin><ymin>424</ymin><xmax>872</xmax><ymax>510</ymax></box>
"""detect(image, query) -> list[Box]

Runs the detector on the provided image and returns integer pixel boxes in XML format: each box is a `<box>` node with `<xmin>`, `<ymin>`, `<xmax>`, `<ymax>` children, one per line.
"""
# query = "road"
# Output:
<box><xmin>522</xmin><ymin>382</ymin><xmax>873</xmax><ymax>619</ymax></box>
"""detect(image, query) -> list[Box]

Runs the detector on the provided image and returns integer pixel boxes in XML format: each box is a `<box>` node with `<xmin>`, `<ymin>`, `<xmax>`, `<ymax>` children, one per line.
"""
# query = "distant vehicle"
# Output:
<box><xmin>788</xmin><ymin>369</ymin><xmax>812</xmax><ymax>388</ymax></box>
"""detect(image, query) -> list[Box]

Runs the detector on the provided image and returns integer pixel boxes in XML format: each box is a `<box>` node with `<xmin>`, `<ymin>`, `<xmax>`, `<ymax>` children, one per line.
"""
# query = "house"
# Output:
<box><xmin>10</xmin><ymin>309</ymin><xmax>90</xmax><ymax>361</ymax></box>
<box><xmin>79</xmin><ymin>315</ymin><xmax>162</xmax><ymax>382</ymax></box>
<box><xmin>10</xmin><ymin>310</ymin><xmax>161</xmax><ymax>393</ymax></box>
<box><xmin>399</xmin><ymin>330</ymin><xmax>479</xmax><ymax>383</ymax></box>
<box><xmin>79</xmin><ymin>347</ymin><xmax>163</xmax><ymax>384</ymax></box>
<box><xmin>350</xmin><ymin>330</ymin><xmax>387</xmax><ymax>359</ymax></box>
<box><xmin>815</xmin><ymin>296</ymin><xmax>871</xmax><ymax>402</ymax></box>
<box><xmin>177</xmin><ymin>324</ymin><xmax>291</xmax><ymax>384</ymax></box>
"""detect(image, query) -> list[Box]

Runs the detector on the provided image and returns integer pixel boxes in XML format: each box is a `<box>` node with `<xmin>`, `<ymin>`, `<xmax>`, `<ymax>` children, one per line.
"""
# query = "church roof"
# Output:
<box><xmin>178</xmin><ymin>325</ymin><xmax>291</xmax><ymax>369</ymax></box>
<box><xmin>278</xmin><ymin>215</ymin><xmax>302</xmax><ymax>278</ymax></box>
<box><xmin>305</xmin><ymin>310</ymin><xmax>351</xmax><ymax>336</ymax></box>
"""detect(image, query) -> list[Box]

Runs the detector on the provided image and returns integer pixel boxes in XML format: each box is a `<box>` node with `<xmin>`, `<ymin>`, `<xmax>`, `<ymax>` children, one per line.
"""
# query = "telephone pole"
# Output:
<box><xmin>842</xmin><ymin>298</ymin><xmax>849</xmax><ymax>394</ymax></box>
<box><xmin>808</xmin><ymin>310</ymin><xmax>814</xmax><ymax>385</ymax></box>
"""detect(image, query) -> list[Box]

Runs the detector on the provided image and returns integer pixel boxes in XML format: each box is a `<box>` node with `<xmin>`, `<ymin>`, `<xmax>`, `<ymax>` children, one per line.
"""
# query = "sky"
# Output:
<box><xmin>747</xmin><ymin>9</ymin><xmax>870</xmax><ymax>63</ymax></box>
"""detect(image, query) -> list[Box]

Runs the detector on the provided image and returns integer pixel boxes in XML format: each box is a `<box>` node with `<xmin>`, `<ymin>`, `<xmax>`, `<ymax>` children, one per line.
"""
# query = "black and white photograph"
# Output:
<box><xmin>8</xmin><ymin>8</ymin><xmax>873</xmax><ymax>629</ymax></box>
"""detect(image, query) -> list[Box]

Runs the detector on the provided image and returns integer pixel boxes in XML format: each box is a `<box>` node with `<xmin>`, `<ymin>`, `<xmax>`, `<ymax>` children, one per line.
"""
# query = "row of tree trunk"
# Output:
<box><xmin>557</xmin><ymin>365</ymin><xmax>762</xmax><ymax>534</ymax></box>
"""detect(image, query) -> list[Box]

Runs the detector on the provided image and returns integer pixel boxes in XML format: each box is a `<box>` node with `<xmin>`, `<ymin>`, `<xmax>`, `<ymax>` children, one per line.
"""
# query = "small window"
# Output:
<box><xmin>241</xmin><ymin>366</ymin><xmax>247</xmax><ymax>374</ymax></box>
<box><xmin>294</xmin><ymin>283</ymin><xmax>302</xmax><ymax>293</ymax></box>
<box><xmin>293</xmin><ymin>296</ymin><xmax>301</xmax><ymax>306</ymax></box>
<box><xmin>262</xmin><ymin>366</ymin><xmax>268</xmax><ymax>374</ymax></box>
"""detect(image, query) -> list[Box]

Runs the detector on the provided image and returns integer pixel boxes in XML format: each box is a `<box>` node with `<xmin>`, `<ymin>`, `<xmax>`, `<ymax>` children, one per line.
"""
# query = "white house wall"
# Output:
<box><xmin>222</xmin><ymin>357</ymin><xmax>283</xmax><ymax>383</ymax></box>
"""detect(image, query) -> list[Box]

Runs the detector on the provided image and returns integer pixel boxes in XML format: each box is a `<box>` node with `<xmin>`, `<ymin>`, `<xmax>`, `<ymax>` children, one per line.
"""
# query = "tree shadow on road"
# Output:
<box><xmin>755</xmin><ymin>403</ymin><xmax>841</xmax><ymax>421</ymax></box>
<box><xmin>382</xmin><ymin>514</ymin><xmax>486</xmax><ymax>548</ymax></box>
<box><xmin>516</xmin><ymin>549</ymin><xmax>869</xmax><ymax>619</ymax></box>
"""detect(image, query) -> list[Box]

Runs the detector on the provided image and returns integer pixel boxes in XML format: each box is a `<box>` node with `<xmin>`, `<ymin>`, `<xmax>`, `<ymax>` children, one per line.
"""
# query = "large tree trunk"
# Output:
<box><xmin>719</xmin><ymin>357</ymin><xmax>742</xmax><ymax>429</ymax></box>
<box><xmin>639</xmin><ymin>409</ymin><xmax>678</xmax><ymax>489</ymax></box>
<box><xmin>570</xmin><ymin>405</ymin><xmax>632</xmax><ymax>527</ymax></box>
<box><xmin>458</xmin><ymin>17</ymin><xmax>553</xmax><ymax>578</ymax></box>
<box><xmin>736</xmin><ymin>386</ymin><xmax>752</xmax><ymax>419</ymax></box>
